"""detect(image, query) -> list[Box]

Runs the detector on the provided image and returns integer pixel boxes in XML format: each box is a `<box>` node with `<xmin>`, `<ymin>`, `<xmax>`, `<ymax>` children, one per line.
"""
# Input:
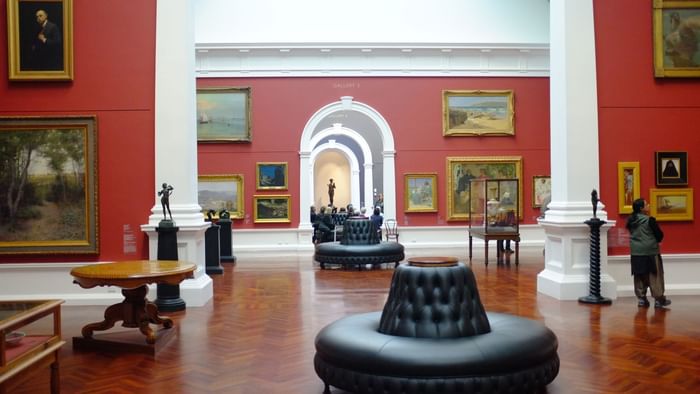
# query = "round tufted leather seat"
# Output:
<box><xmin>314</xmin><ymin>262</ymin><xmax>560</xmax><ymax>393</ymax></box>
<box><xmin>314</xmin><ymin>218</ymin><xmax>404</xmax><ymax>270</ymax></box>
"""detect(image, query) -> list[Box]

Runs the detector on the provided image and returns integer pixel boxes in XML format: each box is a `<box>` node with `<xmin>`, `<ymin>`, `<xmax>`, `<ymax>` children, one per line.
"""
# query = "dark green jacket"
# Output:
<box><xmin>627</xmin><ymin>213</ymin><xmax>663</xmax><ymax>256</ymax></box>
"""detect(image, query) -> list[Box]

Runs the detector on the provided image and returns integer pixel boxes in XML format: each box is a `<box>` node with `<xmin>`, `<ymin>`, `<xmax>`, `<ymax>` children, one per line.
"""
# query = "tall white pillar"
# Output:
<box><xmin>382</xmin><ymin>150</ymin><xmax>397</xmax><ymax>221</ymax></box>
<box><xmin>538</xmin><ymin>0</ymin><xmax>616</xmax><ymax>300</ymax></box>
<box><xmin>363</xmin><ymin>162</ymin><xmax>374</xmax><ymax>211</ymax></box>
<box><xmin>140</xmin><ymin>0</ymin><xmax>212</xmax><ymax>306</ymax></box>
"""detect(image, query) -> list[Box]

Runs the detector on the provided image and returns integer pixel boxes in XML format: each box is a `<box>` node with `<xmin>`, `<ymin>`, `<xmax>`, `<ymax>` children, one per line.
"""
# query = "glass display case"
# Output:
<box><xmin>1</xmin><ymin>300</ymin><xmax>64</xmax><ymax>393</ymax></box>
<box><xmin>468</xmin><ymin>178</ymin><xmax>519</xmax><ymax>233</ymax></box>
<box><xmin>467</xmin><ymin>178</ymin><xmax>521</xmax><ymax>265</ymax></box>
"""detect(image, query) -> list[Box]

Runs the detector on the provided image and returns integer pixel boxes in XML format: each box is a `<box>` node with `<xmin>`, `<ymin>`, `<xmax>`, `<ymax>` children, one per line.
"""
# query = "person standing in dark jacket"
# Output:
<box><xmin>626</xmin><ymin>198</ymin><xmax>670</xmax><ymax>308</ymax></box>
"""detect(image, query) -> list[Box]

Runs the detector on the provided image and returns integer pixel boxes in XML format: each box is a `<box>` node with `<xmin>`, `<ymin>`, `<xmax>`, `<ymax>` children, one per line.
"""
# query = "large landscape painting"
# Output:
<box><xmin>0</xmin><ymin>116</ymin><xmax>98</xmax><ymax>254</ymax></box>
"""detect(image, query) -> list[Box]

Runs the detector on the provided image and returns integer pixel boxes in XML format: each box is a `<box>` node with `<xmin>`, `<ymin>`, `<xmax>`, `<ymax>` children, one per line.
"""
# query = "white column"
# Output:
<box><xmin>140</xmin><ymin>0</ymin><xmax>212</xmax><ymax>307</ymax></box>
<box><xmin>297</xmin><ymin>152</ymin><xmax>314</xmax><ymax>244</ymax></box>
<box><xmin>363</xmin><ymin>162</ymin><xmax>374</xmax><ymax>210</ymax></box>
<box><xmin>382</xmin><ymin>150</ymin><xmax>397</xmax><ymax>221</ymax></box>
<box><xmin>537</xmin><ymin>0</ymin><xmax>616</xmax><ymax>300</ymax></box>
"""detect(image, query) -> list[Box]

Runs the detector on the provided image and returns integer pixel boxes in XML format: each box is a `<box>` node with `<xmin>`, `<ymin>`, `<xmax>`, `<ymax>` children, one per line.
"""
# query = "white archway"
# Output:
<box><xmin>310</xmin><ymin>141</ymin><xmax>361</xmax><ymax>209</ymax></box>
<box><xmin>299</xmin><ymin>96</ymin><xmax>396</xmax><ymax>229</ymax></box>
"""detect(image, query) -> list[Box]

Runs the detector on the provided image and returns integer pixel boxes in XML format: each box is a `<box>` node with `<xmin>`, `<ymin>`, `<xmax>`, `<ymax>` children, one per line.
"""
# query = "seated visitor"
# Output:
<box><xmin>316</xmin><ymin>206</ymin><xmax>335</xmax><ymax>243</ymax></box>
<box><xmin>370</xmin><ymin>207</ymin><xmax>383</xmax><ymax>239</ymax></box>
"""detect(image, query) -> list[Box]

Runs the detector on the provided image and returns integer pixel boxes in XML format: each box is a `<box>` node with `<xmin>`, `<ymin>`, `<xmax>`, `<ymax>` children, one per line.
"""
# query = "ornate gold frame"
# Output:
<box><xmin>256</xmin><ymin>162</ymin><xmax>288</xmax><ymax>190</ymax></box>
<box><xmin>253</xmin><ymin>195</ymin><xmax>291</xmax><ymax>223</ymax></box>
<box><xmin>196</xmin><ymin>87</ymin><xmax>252</xmax><ymax>142</ymax></box>
<box><xmin>617</xmin><ymin>162</ymin><xmax>640</xmax><ymax>214</ymax></box>
<box><xmin>7</xmin><ymin>0</ymin><xmax>74</xmax><ymax>81</ymax></box>
<box><xmin>649</xmin><ymin>188</ymin><xmax>694</xmax><ymax>221</ymax></box>
<box><xmin>198</xmin><ymin>174</ymin><xmax>245</xmax><ymax>219</ymax></box>
<box><xmin>653</xmin><ymin>0</ymin><xmax>700</xmax><ymax>77</ymax></box>
<box><xmin>404</xmin><ymin>173</ymin><xmax>438</xmax><ymax>213</ymax></box>
<box><xmin>446</xmin><ymin>156</ymin><xmax>522</xmax><ymax>221</ymax></box>
<box><xmin>442</xmin><ymin>90</ymin><xmax>515</xmax><ymax>136</ymax></box>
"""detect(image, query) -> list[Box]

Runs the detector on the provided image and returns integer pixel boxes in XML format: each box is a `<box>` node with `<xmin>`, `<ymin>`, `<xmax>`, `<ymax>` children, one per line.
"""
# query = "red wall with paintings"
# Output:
<box><xmin>197</xmin><ymin>77</ymin><xmax>551</xmax><ymax>229</ymax></box>
<box><xmin>0</xmin><ymin>1</ymin><xmax>157</xmax><ymax>263</ymax></box>
<box><xmin>594</xmin><ymin>0</ymin><xmax>700</xmax><ymax>255</ymax></box>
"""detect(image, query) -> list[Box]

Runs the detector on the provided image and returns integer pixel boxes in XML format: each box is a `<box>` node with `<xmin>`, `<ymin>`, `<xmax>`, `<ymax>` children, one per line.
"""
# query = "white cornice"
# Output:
<box><xmin>195</xmin><ymin>42</ymin><xmax>550</xmax><ymax>78</ymax></box>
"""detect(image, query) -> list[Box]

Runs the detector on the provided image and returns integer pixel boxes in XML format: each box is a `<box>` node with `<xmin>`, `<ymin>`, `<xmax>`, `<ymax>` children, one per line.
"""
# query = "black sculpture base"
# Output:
<box><xmin>218</xmin><ymin>219</ymin><xmax>236</xmax><ymax>264</ymax></box>
<box><xmin>578</xmin><ymin>295</ymin><xmax>612</xmax><ymax>305</ymax></box>
<box><xmin>205</xmin><ymin>224</ymin><xmax>224</xmax><ymax>275</ymax></box>
<box><xmin>155</xmin><ymin>225</ymin><xmax>186</xmax><ymax>312</ymax></box>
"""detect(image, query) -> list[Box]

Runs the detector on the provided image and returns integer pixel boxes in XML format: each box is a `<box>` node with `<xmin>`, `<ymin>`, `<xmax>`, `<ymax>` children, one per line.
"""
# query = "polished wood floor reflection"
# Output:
<box><xmin>18</xmin><ymin>250</ymin><xmax>700</xmax><ymax>393</ymax></box>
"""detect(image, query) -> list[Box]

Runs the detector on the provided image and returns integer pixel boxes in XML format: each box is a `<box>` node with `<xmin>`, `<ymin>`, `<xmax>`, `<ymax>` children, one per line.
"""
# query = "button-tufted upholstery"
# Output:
<box><xmin>314</xmin><ymin>218</ymin><xmax>404</xmax><ymax>270</ymax></box>
<box><xmin>378</xmin><ymin>264</ymin><xmax>491</xmax><ymax>338</ymax></box>
<box><xmin>314</xmin><ymin>261</ymin><xmax>560</xmax><ymax>394</ymax></box>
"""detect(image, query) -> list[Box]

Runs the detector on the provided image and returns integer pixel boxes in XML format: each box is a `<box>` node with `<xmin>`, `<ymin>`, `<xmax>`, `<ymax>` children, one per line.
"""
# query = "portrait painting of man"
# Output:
<box><xmin>7</xmin><ymin>0</ymin><xmax>73</xmax><ymax>80</ymax></box>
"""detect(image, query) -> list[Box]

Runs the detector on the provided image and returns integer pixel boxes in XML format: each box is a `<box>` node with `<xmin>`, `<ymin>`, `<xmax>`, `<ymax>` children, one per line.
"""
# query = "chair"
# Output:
<box><xmin>384</xmin><ymin>219</ymin><xmax>399</xmax><ymax>242</ymax></box>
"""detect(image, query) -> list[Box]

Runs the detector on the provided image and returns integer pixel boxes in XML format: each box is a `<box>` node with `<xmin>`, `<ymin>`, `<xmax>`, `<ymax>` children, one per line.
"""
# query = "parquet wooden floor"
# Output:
<box><xmin>12</xmin><ymin>249</ymin><xmax>700</xmax><ymax>393</ymax></box>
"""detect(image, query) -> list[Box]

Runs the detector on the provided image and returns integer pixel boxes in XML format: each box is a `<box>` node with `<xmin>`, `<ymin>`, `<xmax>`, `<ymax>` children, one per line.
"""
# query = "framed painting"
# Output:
<box><xmin>6</xmin><ymin>0</ymin><xmax>73</xmax><ymax>81</ymax></box>
<box><xmin>617</xmin><ymin>162</ymin><xmax>641</xmax><ymax>214</ymax></box>
<box><xmin>446</xmin><ymin>156</ymin><xmax>522</xmax><ymax>221</ymax></box>
<box><xmin>196</xmin><ymin>87</ymin><xmax>251</xmax><ymax>142</ymax></box>
<box><xmin>253</xmin><ymin>195</ymin><xmax>291</xmax><ymax>223</ymax></box>
<box><xmin>649</xmin><ymin>188</ymin><xmax>693</xmax><ymax>221</ymax></box>
<box><xmin>653</xmin><ymin>1</ymin><xmax>700</xmax><ymax>77</ymax></box>
<box><xmin>442</xmin><ymin>90</ymin><xmax>514</xmax><ymax>136</ymax></box>
<box><xmin>256</xmin><ymin>162</ymin><xmax>288</xmax><ymax>190</ymax></box>
<box><xmin>532</xmin><ymin>175</ymin><xmax>551</xmax><ymax>208</ymax></box>
<box><xmin>655</xmin><ymin>151</ymin><xmax>688</xmax><ymax>185</ymax></box>
<box><xmin>0</xmin><ymin>116</ymin><xmax>98</xmax><ymax>254</ymax></box>
<box><xmin>198</xmin><ymin>174</ymin><xmax>244</xmax><ymax>219</ymax></box>
<box><xmin>404</xmin><ymin>173</ymin><xmax>438</xmax><ymax>213</ymax></box>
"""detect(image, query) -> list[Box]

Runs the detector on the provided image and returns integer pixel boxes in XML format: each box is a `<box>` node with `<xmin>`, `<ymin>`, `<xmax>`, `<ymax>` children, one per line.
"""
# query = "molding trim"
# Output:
<box><xmin>195</xmin><ymin>42</ymin><xmax>550</xmax><ymax>77</ymax></box>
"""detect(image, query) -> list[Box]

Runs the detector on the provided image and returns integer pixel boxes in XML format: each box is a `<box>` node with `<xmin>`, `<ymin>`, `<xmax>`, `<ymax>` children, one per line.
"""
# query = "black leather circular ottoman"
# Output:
<box><xmin>314</xmin><ymin>242</ymin><xmax>405</xmax><ymax>270</ymax></box>
<box><xmin>314</xmin><ymin>261</ymin><xmax>559</xmax><ymax>393</ymax></box>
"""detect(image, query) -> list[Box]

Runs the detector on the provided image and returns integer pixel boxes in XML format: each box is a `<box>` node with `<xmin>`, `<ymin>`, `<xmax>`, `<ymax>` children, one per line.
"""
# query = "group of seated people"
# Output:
<box><xmin>311</xmin><ymin>204</ymin><xmax>383</xmax><ymax>243</ymax></box>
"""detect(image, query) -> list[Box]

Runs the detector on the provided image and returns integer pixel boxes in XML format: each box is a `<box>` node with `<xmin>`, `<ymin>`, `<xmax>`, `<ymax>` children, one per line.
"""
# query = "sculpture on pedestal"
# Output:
<box><xmin>158</xmin><ymin>183</ymin><xmax>174</xmax><ymax>223</ymax></box>
<box><xmin>579</xmin><ymin>189</ymin><xmax>612</xmax><ymax>305</ymax></box>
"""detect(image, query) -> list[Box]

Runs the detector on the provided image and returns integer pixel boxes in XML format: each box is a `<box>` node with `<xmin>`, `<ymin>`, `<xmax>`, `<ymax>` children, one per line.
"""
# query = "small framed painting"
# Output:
<box><xmin>404</xmin><ymin>173</ymin><xmax>438</xmax><ymax>212</ymax></box>
<box><xmin>617</xmin><ymin>162</ymin><xmax>640</xmax><ymax>214</ymax></box>
<box><xmin>198</xmin><ymin>174</ymin><xmax>244</xmax><ymax>219</ymax></box>
<box><xmin>532</xmin><ymin>175</ymin><xmax>551</xmax><ymax>209</ymax></box>
<box><xmin>253</xmin><ymin>195</ymin><xmax>291</xmax><ymax>223</ymax></box>
<box><xmin>256</xmin><ymin>162</ymin><xmax>288</xmax><ymax>190</ymax></box>
<box><xmin>655</xmin><ymin>151</ymin><xmax>687</xmax><ymax>186</ymax></box>
<box><xmin>649</xmin><ymin>188</ymin><xmax>693</xmax><ymax>221</ymax></box>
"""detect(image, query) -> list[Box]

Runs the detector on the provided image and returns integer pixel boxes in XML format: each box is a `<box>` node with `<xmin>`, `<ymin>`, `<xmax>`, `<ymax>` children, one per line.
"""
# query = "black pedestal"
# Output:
<box><xmin>205</xmin><ymin>223</ymin><xmax>224</xmax><ymax>275</ymax></box>
<box><xmin>156</xmin><ymin>225</ymin><xmax>187</xmax><ymax>312</ymax></box>
<box><xmin>579</xmin><ymin>218</ymin><xmax>612</xmax><ymax>305</ymax></box>
<box><xmin>218</xmin><ymin>217</ymin><xmax>236</xmax><ymax>263</ymax></box>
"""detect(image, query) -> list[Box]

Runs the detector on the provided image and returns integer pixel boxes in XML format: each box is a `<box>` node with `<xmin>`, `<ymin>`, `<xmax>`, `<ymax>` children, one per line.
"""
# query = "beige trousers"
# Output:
<box><xmin>633</xmin><ymin>255</ymin><xmax>666</xmax><ymax>301</ymax></box>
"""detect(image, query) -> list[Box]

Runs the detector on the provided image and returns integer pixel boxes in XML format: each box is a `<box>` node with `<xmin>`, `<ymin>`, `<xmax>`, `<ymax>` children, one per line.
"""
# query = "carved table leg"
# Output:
<box><xmin>81</xmin><ymin>285</ymin><xmax>172</xmax><ymax>344</ymax></box>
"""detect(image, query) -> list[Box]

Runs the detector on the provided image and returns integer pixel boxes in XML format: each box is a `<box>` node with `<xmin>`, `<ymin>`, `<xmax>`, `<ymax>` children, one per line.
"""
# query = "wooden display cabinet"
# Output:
<box><xmin>0</xmin><ymin>300</ymin><xmax>65</xmax><ymax>394</ymax></box>
<box><xmin>468</xmin><ymin>178</ymin><xmax>520</xmax><ymax>265</ymax></box>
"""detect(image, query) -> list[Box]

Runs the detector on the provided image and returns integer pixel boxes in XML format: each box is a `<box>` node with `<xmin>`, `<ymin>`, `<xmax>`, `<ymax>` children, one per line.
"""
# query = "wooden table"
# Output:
<box><xmin>407</xmin><ymin>256</ymin><xmax>460</xmax><ymax>267</ymax></box>
<box><xmin>468</xmin><ymin>229</ymin><xmax>520</xmax><ymax>266</ymax></box>
<box><xmin>70</xmin><ymin>260</ymin><xmax>195</xmax><ymax>348</ymax></box>
<box><xmin>0</xmin><ymin>300</ymin><xmax>64</xmax><ymax>394</ymax></box>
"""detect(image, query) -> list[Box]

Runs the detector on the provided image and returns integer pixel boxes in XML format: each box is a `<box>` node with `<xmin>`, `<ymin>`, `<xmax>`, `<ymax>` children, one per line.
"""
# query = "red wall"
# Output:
<box><xmin>0</xmin><ymin>1</ymin><xmax>156</xmax><ymax>262</ymax></box>
<box><xmin>198</xmin><ymin>77</ymin><xmax>550</xmax><ymax>228</ymax></box>
<box><xmin>594</xmin><ymin>0</ymin><xmax>700</xmax><ymax>255</ymax></box>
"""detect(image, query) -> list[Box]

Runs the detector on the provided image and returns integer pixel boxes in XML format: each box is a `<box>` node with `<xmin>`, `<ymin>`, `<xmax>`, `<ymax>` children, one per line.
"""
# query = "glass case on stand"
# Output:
<box><xmin>467</xmin><ymin>178</ymin><xmax>520</xmax><ymax>265</ymax></box>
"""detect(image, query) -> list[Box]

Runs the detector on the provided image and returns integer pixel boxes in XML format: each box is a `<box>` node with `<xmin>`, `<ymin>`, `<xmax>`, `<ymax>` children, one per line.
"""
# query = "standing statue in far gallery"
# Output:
<box><xmin>327</xmin><ymin>178</ymin><xmax>336</xmax><ymax>207</ymax></box>
<box><xmin>158</xmin><ymin>183</ymin><xmax>174</xmax><ymax>221</ymax></box>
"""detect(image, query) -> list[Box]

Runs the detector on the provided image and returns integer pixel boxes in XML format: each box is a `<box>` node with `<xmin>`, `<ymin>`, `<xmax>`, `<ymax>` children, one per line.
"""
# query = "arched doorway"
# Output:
<box><xmin>299</xmin><ymin>96</ymin><xmax>396</xmax><ymax>229</ymax></box>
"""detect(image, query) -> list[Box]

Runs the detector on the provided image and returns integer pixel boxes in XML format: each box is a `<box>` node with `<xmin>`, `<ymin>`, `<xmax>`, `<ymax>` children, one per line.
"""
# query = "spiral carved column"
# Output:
<box><xmin>578</xmin><ymin>217</ymin><xmax>612</xmax><ymax>305</ymax></box>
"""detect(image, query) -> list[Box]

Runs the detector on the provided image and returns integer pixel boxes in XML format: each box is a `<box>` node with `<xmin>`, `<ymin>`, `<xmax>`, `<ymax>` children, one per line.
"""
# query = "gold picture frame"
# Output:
<box><xmin>404</xmin><ymin>173</ymin><xmax>438</xmax><ymax>213</ymax></box>
<box><xmin>253</xmin><ymin>195</ymin><xmax>291</xmax><ymax>223</ymax></box>
<box><xmin>196</xmin><ymin>87</ymin><xmax>252</xmax><ymax>142</ymax></box>
<box><xmin>7</xmin><ymin>0</ymin><xmax>74</xmax><ymax>81</ymax></box>
<box><xmin>649</xmin><ymin>188</ymin><xmax>694</xmax><ymax>221</ymax></box>
<box><xmin>532</xmin><ymin>175</ymin><xmax>551</xmax><ymax>208</ymax></box>
<box><xmin>653</xmin><ymin>0</ymin><xmax>700</xmax><ymax>77</ymax></box>
<box><xmin>198</xmin><ymin>174</ymin><xmax>244</xmax><ymax>219</ymax></box>
<box><xmin>256</xmin><ymin>162</ymin><xmax>288</xmax><ymax>190</ymax></box>
<box><xmin>442</xmin><ymin>90</ymin><xmax>514</xmax><ymax>136</ymax></box>
<box><xmin>0</xmin><ymin>116</ymin><xmax>98</xmax><ymax>254</ymax></box>
<box><xmin>446</xmin><ymin>156</ymin><xmax>522</xmax><ymax>221</ymax></box>
<box><xmin>617</xmin><ymin>162</ymin><xmax>640</xmax><ymax>214</ymax></box>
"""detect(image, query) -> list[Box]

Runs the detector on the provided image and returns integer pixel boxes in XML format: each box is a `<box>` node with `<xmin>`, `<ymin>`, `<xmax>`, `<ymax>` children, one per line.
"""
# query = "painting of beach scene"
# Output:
<box><xmin>443</xmin><ymin>90</ymin><xmax>514</xmax><ymax>136</ymax></box>
<box><xmin>198</xmin><ymin>174</ymin><xmax>244</xmax><ymax>219</ymax></box>
<box><xmin>197</xmin><ymin>87</ymin><xmax>251</xmax><ymax>142</ymax></box>
<box><xmin>650</xmin><ymin>188</ymin><xmax>693</xmax><ymax>221</ymax></box>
